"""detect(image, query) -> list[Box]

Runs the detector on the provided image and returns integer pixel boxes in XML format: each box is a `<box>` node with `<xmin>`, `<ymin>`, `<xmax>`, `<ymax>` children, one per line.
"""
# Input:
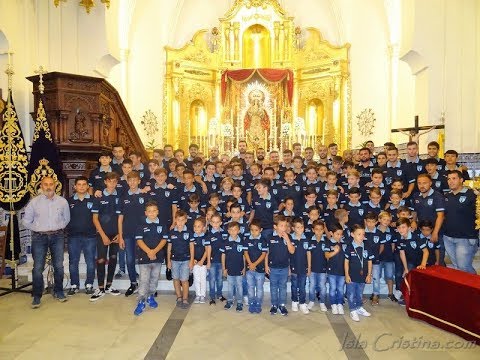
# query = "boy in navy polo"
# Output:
<box><xmin>67</xmin><ymin>176</ymin><xmax>96</xmax><ymax>295</ymax></box>
<box><xmin>322</xmin><ymin>190</ymin><xmax>339</xmax><ymax>231</ymax></box>
<box><xmin>365</xmin><ymin>188</ymin><xmax>383</xmax><ymax>217</ymax></box>
<box><xmin>307</xmin><ymin>220</ymin><xmax>328</xmax><ymax>311</ymax></box>
<box><xmin>177</xmin><ymin>169</ymin><xmax>206</xmax><ymax>212</ymax></box>
<box><xmin>280</xmin><ymin>169</ymin><xmax>304</xmax><ymax>215</ymax></box>
<box><xmin>376</xmin><ymin>211</ymin><xmax>397</xmax><ymax>303</ymax></box>
<box><xmin>325</xmin><ymin>224</ymin><xmax>346</xmax><ymax>315</ymax></box>
<box><xmin>118</xmin><ymin>171</ymin><xmax>145</xmax><ymax>296</ymax></box>
<box><xmin>186</xmin><ymin>194</ymin><xmax>203</xmax><ymax>231</ymax></box>
<box><xmin>88</xmin><ymin>150</ymin><xmax>113</xmax><ymax>197</ymax></box>
<box><xmin>290</xmin><ymin>218</ymin><xmax>311</xmax><ymax>315</ymax></box>
<box><xmin>344</xmin><ymin>224</ymin><xmax>374</xmax><ymax>322</ymax></box>
<box><xmin>252</xmin><ymin>179</ymin><xmax>279</xmax><ymax>239</ymax></box>
<box><xmin>221</xmin><ymin>222</ymin><xmax>246</xmax><ymax>312</ymax></box>
<box><xmin>90</xmin><ymin>172</ymin><xmax>122</xmax><ymax>301</ymax></box>
<box><xmin>147</xmin><ymin>168</ymin><xmax>177</xmax><ymax>229</ymax></box>
<box><xmin>363</xmin><ymin>212</ymin><xmax>381</xmax><ymax>306</ymax></box>
<box><xmin>190</xmin><ymin>217</ymin><xmax>210</xmax><ymax>304</ymax></box>
<box><xmin>244</xmin><ymin>219</ymin><xmax>268</xmax><ymax>313</ymax></box>
<box><xmin>417</xmin><ymin>220</ymin><xmax>440</xmax><ymax>266</ymax></box>
<box><xmin>397</xmin><ymin>217</ymin><xmax>429</xmax><ymax>277</ymax></box>
<box><xmin>116</xmin><ymin>158</ymin><xmax>133</xmax><ymax>197</ymax></box>
<box><xmin>265</xmin><ymin>215</ymin><xmax>295</xmax><ymax>316</ymax></box>
<box><xmin>133</xmin><ymin>202</ymin><xmax>168</xmax><ymax>316</ymax></box>
<box><xmin>167</xmin><ymin>210</ymin><xmax>193</xmax><ymax>309</ymax></box>
<box><xmin>207</xmin><ymin>213</ymin><xmax>228</xmax><ymax>305</ymax></box>
<box><xmin>344</xmin><ymin>187</ymin><xmax>367</xmax><ymax>228</ymax></box>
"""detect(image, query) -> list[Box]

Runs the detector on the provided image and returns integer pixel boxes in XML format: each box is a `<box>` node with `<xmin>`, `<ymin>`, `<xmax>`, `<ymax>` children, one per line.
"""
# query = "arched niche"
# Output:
<box><xmin>189</xmin><ymin>99</ymin><xmax>207</xmax><ymax>137</ymax></box>
<box><xmin>306</xmin><ymin>98</ymin><xmax>324</xmax><ymax>135</ymax></box>
<box><xmin>242</xmin><ymin>24</ymin><xmax>271</xmax><ymax>68</ymax></box>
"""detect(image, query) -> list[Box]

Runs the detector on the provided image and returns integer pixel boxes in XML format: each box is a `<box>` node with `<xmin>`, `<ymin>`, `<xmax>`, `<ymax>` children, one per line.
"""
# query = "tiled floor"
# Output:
<box><xmin>0</xmin><ymin>282</ymin><xmax>478</xmax><ymax>360</ymax></box>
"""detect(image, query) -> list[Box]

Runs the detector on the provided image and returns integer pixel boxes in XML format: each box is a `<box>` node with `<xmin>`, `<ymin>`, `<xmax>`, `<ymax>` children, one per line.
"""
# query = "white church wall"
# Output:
<box><xmin>393</xmin><ymin>60</ymin><xmax>415</xmax><ymax>146</ymax></box>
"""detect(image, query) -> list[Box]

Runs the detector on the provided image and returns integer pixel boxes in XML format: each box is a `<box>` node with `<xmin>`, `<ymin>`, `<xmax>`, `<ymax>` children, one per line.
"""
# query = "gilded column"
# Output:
<box><xmin>274</xmin><ymin>22</ymin><xmax>280</xmax><ymax>61</ymax></box>
<box><xmin>233</xmin><ymin>22</ymin><xmax>240</xmax><ymax>61</ymax></box>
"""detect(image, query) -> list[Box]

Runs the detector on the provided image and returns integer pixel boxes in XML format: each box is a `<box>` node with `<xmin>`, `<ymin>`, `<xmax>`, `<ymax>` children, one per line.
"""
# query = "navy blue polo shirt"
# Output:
<box><xmin>233</xmin><ymin>196</ymin><xmax>251</xmax><ymax>215</ymax></box>
<box><xmin>326</xmin><ymin>240</ymin><xmax>347</xmax><ymax>276</ymax></box>
<box><xmin>192</xmin><ymin>232</ymin><xmax>210</xmax><ymax>262</ymax></box>
<box><xmin>382</xmin><ymin>160</ymin><xmax>414</xmax><ymax>188</ymax></box>
<box><xmin>444</xmin><ymin>187</ymin><xmax>478</xmax><ymax>239</ymax></box>
<box><xmin>232</xmin><ymin>175</ymin><xmax>252</xmax><ymax>193</ymax></box>
<box><xmin>364</xmin><ymin>201</ymin><xmax>382</xmax><ymax>218</ymax></box>
<box><xmin>208</xmin><ymin>228</ymin><xmax>228</xmax><ymax>263</ymax></box>
<box><xmin>67</xmin><ymin>193</ymin><xmax>96</xmax><ymax>237</ymax></box>
<box><xmin>344</xmin><ymin>242</ymin><xmax>374</xmax><ymax>283</ymax></box>
<box><xmin>398</xmin><ymin>231</ymin><xmax>427</xmax><ymax>267</ymax></box>
<box><xmin>364</xmin><ymin>228</ymin><xmax>381</xmax><ymax>264</ymax></box>
<box><xmin>91</xmin><ymin>189</ymin><xmax>121</xmax><ymax>236</ymax></box>
<box><xmin>176</xmin><ymin>184</ymin><xmax>205</xmax><ymax>211</ymax></box>
<box><xmin>309</xmin><ymin>234</ymin><xmax>328</xmax><ymax>273</ymax></box>
<box><xmin>440</xmin><ymin>164</ymin><xmax>470</xmax><ymax>180</ymax></box>
<box><xmin>412</xmin><ymin>188</ymin><xmax>445</xmax><ymax>223</ymax></box>
<box><xmin>302</xmin><ymin>181</ymin><xmax>322</xmax><ymax>196</ymax></box>
<box><xmin>244</xmin><ymin>235</ymin><xmax>268</xmax><ymax>273</ymax></box>
<box><xmin>364</xmin><ymin>184</ymin><xmax>390</xmax><ymax>207</ymax></box>
<box><xmin>168</xmin><ymin>226</ymin><xmax>193</xmax><ymax>261</ymax></box>
<box><xmin>290</xmin><ymin>233</ymin><xmax>311</xmax><ymax>275</ymax></box>
<box><xmin>116</xmin><ymin>177</ymin><xmax>128</xmax><ymax>197</ymax></box>
<box><xmin>378</xmin><ymin>227</ymin><xmax>396</xmax><ymax>262</ymax></box>
<box><xmin>146</xmin><ymin>183</ymin><xmax>177</xmax><ymax>228</ymax></box>
<box><xmin>405</xmin><ymin>158</ymin><xmax>426</xmax><ymax>180</ymax></box>
<box><xmin>301</xmin><ymin>203</ymin><xmax>319</xmax><ymax>224</ymax></box>
<box><xmin>344</xmin><ymin>202</ymin><xmax>367</xmax><ymax>227</ymax></box>
<box><xmin>280</xmin><ymin>182</ymin><xmax>304</xmax><ymax>213</ymax></box>
<box><xmin>135</xmin><ymin>218</ymin><xmax>168</xmax><ymax>264</ymax></box>
<box><xmin>220</xmin><ymin>236</ymin><xmax>245</xmax><ymax>276</ymax></box>
<box><xmin>202</xmin><ymin>176</ymin><xmax>220</xmax><ymax>194</ymax></box>
<box><xmin>225</xmin><ymin>217</ymin><xmax>250</xmax><ymax>237</ymax></box>
<box><xmin>321</xmin><ymin>205</ymin><xmax>339</xmax><ymax>231</ymax></box>
<box><xmin>186</xmin><ymin>208</ymin><xmax>203</xmax><ymax>231</ymax></box>
<box><xmin>133</xmin><ymin>163</ymin><xmax>150</xmax><ymax>182</ymax></box>
<box><xmin>88</xmin><ymin>166</ymin><xmax>112</xmax><ymax>192</ymax></box>
<box><xmin>430</xmin><ymin>173</ymin><xmax>449</xmax><ymax>194</ymax></box>
<box><xmin>119</xmin><ymin>189</ymin><xmax>147</xmax><ymax>237</ymax></box>
<box><xmin>355</xmin><ymin>162</ymin><xmax>375</xmax><ymax>186</ymax></box>
<box><xmin>419</xmin><ymin>233</ymin><xmax>441</xmax><ymax>266</ymax></box>
<box><xmin>252</xmin><ymin>193</ymin><xmax>279</xmax><ymax>230</ymax></box>
<box><xmin>267</xmin><ymin>231</ymin><xmax>291</xmax><ymax>269</ymax></box>
<box><xmin>111</xmin><ymin>160</ymin><xmax>124</xmax><ymax>176</ymax></box>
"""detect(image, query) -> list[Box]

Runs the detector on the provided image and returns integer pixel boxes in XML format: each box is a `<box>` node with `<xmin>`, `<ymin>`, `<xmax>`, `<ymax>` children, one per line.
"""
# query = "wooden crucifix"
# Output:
<box><xmin>391</xmin><ymin>115</ymin><xmax>444</xmax><ymax>143</ymax></box>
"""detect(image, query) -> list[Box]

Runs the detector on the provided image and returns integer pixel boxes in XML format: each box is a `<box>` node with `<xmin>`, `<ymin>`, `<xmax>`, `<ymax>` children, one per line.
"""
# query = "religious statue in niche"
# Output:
<box><xmin>244</xmin><ymin>88</ymin><xmax>269</xmax><ymax>147</ymax></box>
<box><xmin>69</xmin><ymin>109</ymin><xmax>90</xmax><ymax>142</ymax></box>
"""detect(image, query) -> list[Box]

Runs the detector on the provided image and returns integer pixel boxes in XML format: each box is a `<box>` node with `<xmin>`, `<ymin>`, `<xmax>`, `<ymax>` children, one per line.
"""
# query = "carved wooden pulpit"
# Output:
<box><xmin>27</xmin><ymin>72</ymin><xmax>147</xmax><ymax>196</ymax></box>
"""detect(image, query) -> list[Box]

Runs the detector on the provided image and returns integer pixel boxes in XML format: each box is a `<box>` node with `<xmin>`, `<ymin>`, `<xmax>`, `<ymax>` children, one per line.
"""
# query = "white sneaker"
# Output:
<box><xmin>299</xmin><ymin>303</ymin><xmax>309</xmax><ymax>314</ymax></box>
<box><xmin>105</xmin><ymin>286</ymin><xmax>120</xmax><ymax>296</ymax></box>
<box><xmin>243</xmin><ymin>296</ymin><xmax>249</xmax><ymax>305</ymax></box>
<box><xmin>307</xmin><ymin>301</ymin><xmax>315</xmax><ymax>310</ymax></box>
<box><xmin>199</xmin><ymin>296</ymin><xmax>206</xmax><ymax>304</ymax></box>
<box><xmin>194</xmin><ymin>296</ymin><xmax>200</xmax><ymax>304</ymax></box>
<box><xmin>291</xmin><ymin>301</ymin><xmax>299</xmax><ymax>312</ymax></box>
<box><xmin>337</xmin><ymin>304</ymin><xmax>345</xmax><ymax>315</ymax></box>
<box><xmin>357</xmin><ymin>307</ymin><xmax>371</xmax><ymax>317</ymax></box>
<box><xmin>89</xmin><ymin>289</ymin><xmax>105</xmax><ymax>302</ymax></box>
<box><xmin>319</xmin><ymin>303</ymin><xmax>328</xmax><ymax>312</ymax></box>
<box><xmin>350</xmin><ymin>310</ymin><xmax>360</xmax><ymax>322</ymax></box>
<box><xmin>331</xmin><ymin>304</ymin><xmax>338</xmax><ymax>314</ymax></box>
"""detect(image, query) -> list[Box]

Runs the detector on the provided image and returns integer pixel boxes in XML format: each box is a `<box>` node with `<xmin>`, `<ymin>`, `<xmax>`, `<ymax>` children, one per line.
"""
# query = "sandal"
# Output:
<box><xmin>176</xmin><ymin>297</ymin><xmax>182</xmax><ymax>307</ymax></box>
<box><xmin>181</xmin><ymin>299</ymin><xmax>189</xmax><ymax>309</ymax></box>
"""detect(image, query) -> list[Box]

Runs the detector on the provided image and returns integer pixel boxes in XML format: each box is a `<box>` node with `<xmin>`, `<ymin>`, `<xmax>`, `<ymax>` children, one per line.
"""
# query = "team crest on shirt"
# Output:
<box><xmin>397</xmin><ymin>170</ymin><xmax>403</xmax><ymax>176</ymax></box>
<box><xmin>410</xmin><ymin>241</ymin><xmax>417</xmax><ymax>249</ymax></box>
<box><xmin>183</xmin><ymin>233</ymin><xmax>190</xmax><ymax>240</ymax></box>
<box><xmin>303</xmin><ymin>242</ymin><xmax>309</xmax><ymax>250</ymax></box>
<box><xmin>459</xmin><ymin>196</ymin><xmax>466</xmax><ymax>203</ymax></box>
<box><xmin>386</xmin><ymin>178</ymin><xmax>392</xmax><ymax>185</ymax></box>
<box><xmin>428</xmin><ymin>241</ymin><xmax>434</xmax><ymax>248</ymax></box>
<box><xmin>237</xmin><ymin>244</ymin><xmax>243</xmax><ymax>252</ymax></box>
<box><xmin>258</xmin><ymin>242</ymin><xmax>263</xmax><ymax>251</ymax></box>
<box><xmin>427</xmin><ymin>199</ymin><xmax>433</xmax><ymax>206</ymax></box>
<box><xmin>87</xmin><ymin>202</ymin><xmax>93</xmax><ymax>209</ymax></box>
<box><xmin>115</xmin><ymin>198</ymin><xmax>119</xmax><ymax>204</ymax></box>
<box><xmin>266</xmin><ymin>202</ymin><xmax>271</xmax><ymax>209</ymax></box>
<box><xmin>386</xmin><ymin>234</ymin><xmax>391</xmax><ymax>241</ymax></box>
<box><xmin>295</xmin><ymin>185</ymin><xmax>301</xmax><ymax>192</ymax></box>
<box><xmin>322</xmin><ymin>243</ymin><xmax>327</xmax><ymax>251</ymax></box>
<box><xmin>342</xmin><ymin>244</ymin><xmax>347</xmax><ymax>251</ymax></box>
<box><xmin>212</xmin><ymin>184</ymin><xmax>217</xmax><ymax>190</ymax></box>
<box><xmin>315</xmin><ymin>187</ymin><xmax>320</xmax><ymax>193</ymax></box>
<box><xmin>363</xmin><ymin>250</ymin><xmax>368</xmax><ymax>258</ymax></box>
<box><xmin>273</xmin><ymin>189</ymin><xmax>278</xmax><ymax>195</ymax></box>
<box><xmin>139</xmin><ymin>197</ymin><xmax>144</xmax><ymax>204</ymax></box>
<box><xmin>157</xmin><ymin>226</ymin><xmax>163</xmax><ymax>234</ymax></box>
<box><xmin>417</xmin><ymin>165</ymin><xmax>423</xmax><ymax>172</ymax></box>
<box><xmin>358</xmin><ymin>209</ymin><xmax>364</xmax><ymax>216</ymax></box>
<box><xmin>165</xmin><ymin>191</ymin><xmax>170</xmax><ymax>197</ymax></box>
<box><xmin>435</xmin><ymin>181</ymin><xmax>441</xmax><ymax>188</ymax></box>
<box><xmin>381</xmin><ymin>189</ymin><xmax>385</xmax><ymax>195</ymax></box>
<box><xmin>283</xmin><ymin>238</ymin><xmax>287</xmax><ymax>245</ymax></box>
<box><xmin>373</xmin><ymin>236</ymin><xmax>380</xmax><ymax>244</ymax></box>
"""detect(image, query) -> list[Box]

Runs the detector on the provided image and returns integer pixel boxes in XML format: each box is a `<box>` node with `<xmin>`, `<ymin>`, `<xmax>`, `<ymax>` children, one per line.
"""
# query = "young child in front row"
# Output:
<box><xmin>221</xmin><ymin>221</ymin><xmax>246</xmax><ymax>312</ymax></box>
<box><xmin>376</xmin><ymin>211</ymin><xmax>397</xmax><ymax>303</ymax></box>
<box><xmin>167</xmin><ymin>210</ymin><xmax>192</xmax><ymax>309</ymax></box>
<box><xmin>325</xmin><ymin>224</ymin><xmax>346</xmax><ymax>315</ymax></box>
<box><xmin>265</xmin><ymin>215</ymin><xmax>295</xmax><ymax>316</ymax></box>
<box><xmin>244</xmin><ymin>220</ymin><xmax>268</xmax><ymax>314</ymax></box>
<box><xmin>308</xmin><ymin>220</ymin><xmax>328</xmax><ymax>312</ymax></box>
<box><xmin>207</xmin><ymin>213</ymin><xmax>228</xmax><ymax>304</ymax></box>
<box><xmin>133</xmin><ymin>201</ymin><xmax>168</xmax><ymax>316</ymax></box>
<box><xmin>290</xmin><ymin>218</ymin><xmax>311</xmax><ymax>314</ymax></box>
<box><xmin>190</xmin><ymin>217</ymin><xmax>211</xmax><ymax>304</ymax></box>
<box><xmin>417</xmin><ymin>220</ymin><xmax>440</xmax><ymax>267</ymax></box>
<box><xmin>397</xmin><ymin>217</ymin><xmax>429</xmax><ymax>276</ymax></box>
<box><xmin>344</xmin><ymin>224</ymin><xmax>374</xmax><ymax>322</ymax></box>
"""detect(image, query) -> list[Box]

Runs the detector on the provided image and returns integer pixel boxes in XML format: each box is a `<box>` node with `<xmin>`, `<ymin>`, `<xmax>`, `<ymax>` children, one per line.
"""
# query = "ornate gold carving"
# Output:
<box><xmin>184</xmin><ymin>69</ymin><xmax>209</xmax><ymax>76</ymax></box>
<box><xmin>184</xmin><ymin>50</ymin><xmax>210</xmax><ymax>64</ymax></box>
<box><xmin>302</xmin><ymin>68</ymin><xmax>331</xmax><ymax>75</ymax></box>
<box><xmin>27</xmin><ymin>158</ymin><xmax>62</xmax><ymax>196</ymax></box>
<box><xmin>32</xmin><ymin>99</ymin><xmax>53</xmax><ymax>143</ymax></box>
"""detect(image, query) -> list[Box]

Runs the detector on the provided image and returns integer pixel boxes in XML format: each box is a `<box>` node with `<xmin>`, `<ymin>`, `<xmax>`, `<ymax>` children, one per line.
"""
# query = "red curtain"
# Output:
<box><xmin>221</xmin><ymin>68</ymin><xmax>294</xmax><ymax>104</ymax></box>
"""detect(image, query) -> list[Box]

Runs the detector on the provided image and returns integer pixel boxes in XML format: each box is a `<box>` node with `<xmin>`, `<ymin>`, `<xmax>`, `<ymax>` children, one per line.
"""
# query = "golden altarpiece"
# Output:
<box><xmin>164</xmin><ymin>0</ymin><xmax>351</xmax><ymax>154</ymax></box>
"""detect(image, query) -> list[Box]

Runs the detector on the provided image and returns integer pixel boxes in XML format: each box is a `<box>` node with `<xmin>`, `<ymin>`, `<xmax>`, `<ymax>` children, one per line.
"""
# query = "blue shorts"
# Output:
<box><xmin>171</xmin><ymin>260</ymin><xmax>190</xmax><ymax>281</ymax></box>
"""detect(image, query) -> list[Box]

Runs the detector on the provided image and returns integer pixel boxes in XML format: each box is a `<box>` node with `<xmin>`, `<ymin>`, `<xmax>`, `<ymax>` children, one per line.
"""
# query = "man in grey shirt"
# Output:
<box><xmin>23</xmin><ymin>176</ymin><xmax>70</xmax><ymax>308</ymax></box>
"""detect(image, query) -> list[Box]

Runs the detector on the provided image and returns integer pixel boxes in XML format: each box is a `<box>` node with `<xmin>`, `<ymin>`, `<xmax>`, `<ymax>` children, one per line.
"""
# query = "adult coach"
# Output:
<box><xmin>443</xmin><ymin>170</ymin><xmax>479</xmax><ymax>274</ymax></box>
<box><xmin>23</xmin><ymin>177</ymin><xmax>70</xmax><ymax>308</ymax></box>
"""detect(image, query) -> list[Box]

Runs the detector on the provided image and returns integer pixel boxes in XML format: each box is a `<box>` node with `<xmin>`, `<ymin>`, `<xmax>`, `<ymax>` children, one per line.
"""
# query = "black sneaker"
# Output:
<box><xmin>224</xmin><ymin>301</ymin><xmax>233</xmax><ymax>310</ymax></box>
<box><xmin>114</xmin><ymin>270</ymin><xmax>126</xmax><ymax>279</ymax></box>
<box><xmin>388</xmin><ymin>294</ymin><xmax>398</xmax><ymax>302</ymax></box>
<box><xmin>67</xmin><ymin>285</ymin><xmax>79</xmax><ymax>296</ymax></box>
<box><xmin>90</xmin><ymin>289</ymin><xmax>105</xmax><ymax>302</ymax></box>
<box><xmin>105</xmin><ymin>286</ymin><xmax>120</xmax><ymax>296</ymax></box>
<box><xmin>85</xmin><ymin>284</ymin><xmax>94</xmax><ymax>295</ymax></box>
<box><xmin>218</xmin><ymin>295</ymin><xmax>227</xmax><ymax>302</ymax></box>
<box><xmin>125</xmin><ymin>284</ymin><xmax>138</xmax><ymax>297</ymax></box>
<box><xmin>369</xmin><ymin>294</ymin><xmax>374</xmax><ymax>301</ymax></box>
<box><xmin>270</xmin><ymin>305</ymin><xmax>278</xmax><ymax>315</ymax></box>
<box><xmin>209</xmin><ymin>299</ymin><xmax>216</xmax><ymax>305</ymax></box>
<box><xmin>279</xmin><ymin>305</ymin><xmax>288</xmax><ymax>316</ymax></box>
<box><xmin>236</xmin><ymin>303</ymin><xmax>243</xmax><ymax>312</ymax></box>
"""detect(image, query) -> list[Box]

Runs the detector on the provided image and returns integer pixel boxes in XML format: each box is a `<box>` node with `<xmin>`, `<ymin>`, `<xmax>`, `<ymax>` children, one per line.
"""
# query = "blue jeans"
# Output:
<box><xmin>444</xmin><ymin>235</ymin><xmax>479</xmax><ymax>274</ymax></box>
<box><xmin>373</xmin><ymin>261</ymin><xmax>394</xmax><ymax>294</ymax></box>
<box><xmin>227</xmin><ymin>275</ymin><xmax>243</xmax><ymax>303</ymax></box>
<box><xmin>31</xmin><ymin>231</ymin><xmax>65</xmax><ymax>298</ymax></box>
<box><xmin>118</xmin><ymin>249</ymin><xmax>126</xmax><ymax>273</ymax></box>
<box><xmin>346</xmin><ymin>282</ymin><xmax>365</xmax><ymax>311</ymax></box>
<box><xmin>208</xmin><ymin>262</ymin><xmax>223</xmax><ymax>299</ymax></box>
<box><xmin>67</xmin><ymin>235</ymin><xmax>96</xmax><ymax>287</ymax></box>
<box><xmin>438</xmin><ymin>234</ymin><xmax>446</xmax><ymax>266</ymax></box>
<box><xmin>269</xmin><ymin>267</ymin><xmax>288</xmax><ymax>306</ymax></box>
<box><xmin>246</xmin><ymin>270</ymin><xmax>265</xmax><ymax>305</ymax></box>
<box><xmin>290</xmin><ymin>273</ymin><xmax>307</xmax><ymax>304</ymax></box>
<box><xmin>328</xmin><ymin>274</ymin><xmax>345</xmax><ymax>305</ymax></box>
<box><xmin>393</xmin><ymin>251</ymin><xmax>403</xmax><ymax>291</ymax></box>
<box><xmin>309</xmin><ymin>272</ymin><xmax>327</xmax><ymax>303</ymax></box>
<box><xmin>124</xmin><ymin>236</ymin><xmax>137</xmax><ymax>284</ymax></box>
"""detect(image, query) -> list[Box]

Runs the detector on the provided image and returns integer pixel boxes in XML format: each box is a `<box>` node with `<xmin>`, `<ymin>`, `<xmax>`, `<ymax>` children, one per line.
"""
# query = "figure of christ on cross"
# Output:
<box><xmin>391</xmin><ymin>115</ymin><xmax>444</xmax><ymax>143</ymax></box>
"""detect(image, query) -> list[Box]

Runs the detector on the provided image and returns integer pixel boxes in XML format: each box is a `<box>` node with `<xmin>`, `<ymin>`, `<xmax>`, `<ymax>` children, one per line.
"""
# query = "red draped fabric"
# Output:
<box><xmin>221</xmin><ymin>68</ymin><xmax>294</xmax><ymax>104</ymax></box>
